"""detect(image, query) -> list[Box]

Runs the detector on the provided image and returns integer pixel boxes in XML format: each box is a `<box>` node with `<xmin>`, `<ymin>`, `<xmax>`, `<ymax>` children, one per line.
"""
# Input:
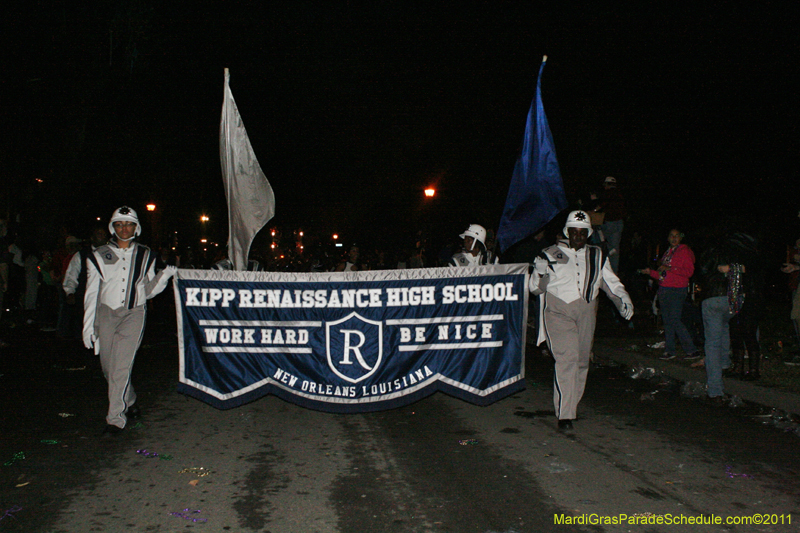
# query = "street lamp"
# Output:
<box><xmin>146</xmin><ymin>204</ymin><xmax>156</xmax><ymax>212</ymax></box>
<box><xmin>424</xmin><ymin>188</ymin><xmax>436</xmax><ymax>198</ymax></box>
<box><xmin>200</xmin><ymin>215</ymin><xmax>209</xmax><ymax>223</ymax></box>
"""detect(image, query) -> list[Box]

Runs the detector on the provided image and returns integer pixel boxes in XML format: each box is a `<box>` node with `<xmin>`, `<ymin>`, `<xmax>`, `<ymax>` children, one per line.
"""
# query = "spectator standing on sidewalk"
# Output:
<box><xmin>56</xmin><ymin>236</ymin><xmax>82</xmax><ymax>338</ymax></box>
<box><xmin>22</xmin><ymin>241</ymin><xmax>40</xmax><ymax>325</ymax></box>
<box><xmin>639</xmin><ymin>229</ymin><xmax>701</xmax><ymax>361</ymax></box>
<box><xmin>598</xmin><ymin>176</ymin><xmax>626</xmax><ymax>273</ymax></box>
<box><xmin>697</xmin><ymin>238</ymin><xmax>747</xmax><ymax>403</ymax></box>
<box><xmin>781</xmin><ymin>238</ymin><xmax>800</xmax><ymax>352</ymax></box>
<box><xmin>726</xmin><ymin>232</ymin><xmax>764</xmax><ymax>380</ymax></box>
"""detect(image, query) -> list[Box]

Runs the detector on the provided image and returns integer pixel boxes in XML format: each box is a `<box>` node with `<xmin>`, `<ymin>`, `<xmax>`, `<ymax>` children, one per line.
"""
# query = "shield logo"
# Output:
<box><xmin>326</xmin><ymin>312</ymin><xmax>383</xmax><ymax>384</ymax></box>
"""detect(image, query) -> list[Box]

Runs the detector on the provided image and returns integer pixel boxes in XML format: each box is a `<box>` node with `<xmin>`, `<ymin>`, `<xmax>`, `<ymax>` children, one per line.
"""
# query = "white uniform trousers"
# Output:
<box><xmin>96</xmin><ymin>304</ymin><xmax>145</xmax><ymax>428</ymax></box>
<box><xmin>543</xmin><ymin>294</ymin><xmax>598</xmax><ymax>420</ymax></box>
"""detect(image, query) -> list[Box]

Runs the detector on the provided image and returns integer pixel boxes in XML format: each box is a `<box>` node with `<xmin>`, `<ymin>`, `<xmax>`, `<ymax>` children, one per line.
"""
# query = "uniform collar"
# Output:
<box><xmin>108</xmin><ymin>240</ymin><xmax>136</xmax><ymax>252</ymax></box>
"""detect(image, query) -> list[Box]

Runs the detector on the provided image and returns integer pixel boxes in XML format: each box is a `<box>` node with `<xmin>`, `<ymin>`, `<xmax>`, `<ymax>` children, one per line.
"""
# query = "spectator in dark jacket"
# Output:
<box><xmin>697</xmin><ymin>231</ymin><xmax>762</xmax><ymax>400</ymax></box>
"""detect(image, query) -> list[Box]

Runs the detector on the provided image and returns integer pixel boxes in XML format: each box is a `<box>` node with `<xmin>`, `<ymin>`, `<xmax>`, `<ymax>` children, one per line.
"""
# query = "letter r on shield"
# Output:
<box><xmin>326</xmin><ymin>312</ymin><xmax>383</xmax><ymax>383</ymax></box>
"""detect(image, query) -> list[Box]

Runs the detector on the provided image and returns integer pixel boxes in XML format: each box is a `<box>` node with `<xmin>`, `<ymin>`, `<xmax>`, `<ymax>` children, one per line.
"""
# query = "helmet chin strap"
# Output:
<box><xmin>115</xmin><ymin>233</ymin><xmax>135</xmax><ymax>242</ymax></box>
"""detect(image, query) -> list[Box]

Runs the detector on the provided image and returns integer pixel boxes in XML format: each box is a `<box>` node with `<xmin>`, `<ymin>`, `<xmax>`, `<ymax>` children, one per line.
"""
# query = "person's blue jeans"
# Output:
<box><xmin>658</xmin><ymin>286</ymin><xmax>697</xmax><ymax>356</ymax></box>
<box><xmin>601</xmin><ymin>219</ymin><xmax>624</xmax><ymax>273</ymax></box>
<box><xmin>702</xmin><ymin>296</ymin><xmax>733</xmax><ymax>398</ymax></box>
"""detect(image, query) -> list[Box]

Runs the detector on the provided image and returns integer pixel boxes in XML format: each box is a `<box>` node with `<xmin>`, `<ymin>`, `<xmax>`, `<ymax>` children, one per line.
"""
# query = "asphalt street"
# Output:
<box><xmin>2</xmin><ymin>313</ymin><xmax>800</xmax><ymax>533</ymax></box>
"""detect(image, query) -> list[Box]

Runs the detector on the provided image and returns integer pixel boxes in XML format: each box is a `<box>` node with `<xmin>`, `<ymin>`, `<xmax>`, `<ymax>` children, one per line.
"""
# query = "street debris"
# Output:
<box><xmin>137</xmin><ymin>449</ymin><xmax>160</xmax><ymax>458</ymax></box>
<box><xmin>680</xmin><ymin>381</ymin><xmax>706</xmax><ymax>398</ymax></box>
<box><xmin>3</xmin><ymin>452</ymin><xmax>25</xmax><ymax>466</ymax></box>
<box><xmin>547</xmin><ymin>461</ymin><xmax>575</xmax><ymax>474</ymax></box>
<box><xmin>178</xmin><ymin>467</ymin><xmax>212</xmax><ymax>477</ymax></box>
<box><xmin>725</xmin><ymin>465</ymin><xmax>752</xmax><ymax>479</ymax></box>
<box><xmin>0</xmin><ymin>505</ymin><xmax>22</xmax><ymax>522</ymax></box>
<box><xmin>58</xmin><ymin>413</ymin><xmax>75</xmax><ymax>418</ymax></box>
<box><xmin>648</xmin><ymin>341</ymin><xmax>666</xmax><ymax>349</ymax></box>
<box><xmin>458</xmin><ymin>439</ymin><xmax>478</xmax><ymax>445</ymax></box>
<box><xmin>169</xmin><ymin>508</ymin><xmax>207</xmax><ymax>523</ymax></box>
<box><xmin>628</xmin><ymin>365</ymin><xmax>658</xmax><ymax>380</ymax></box>
<box><xmin>136</xmin><ymin>448</ymin><xmax>173</xmax><ymax>460</ymax></box>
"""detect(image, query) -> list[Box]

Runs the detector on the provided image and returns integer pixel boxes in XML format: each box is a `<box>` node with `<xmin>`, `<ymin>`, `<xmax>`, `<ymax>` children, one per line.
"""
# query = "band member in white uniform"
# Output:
<box><xmin>530</xmin><ymin>210</ymin><xmax>633</xmax><ymax>431</ymax></box>
<box><xmin>83</xmin><ymin>206</ymin><xmax>175</xmax><ymax>434</ymax></box>
<box><xmin>449</xmin><ymin>224</ymin><xmax>495</xmax><ymax>267</ymax></box>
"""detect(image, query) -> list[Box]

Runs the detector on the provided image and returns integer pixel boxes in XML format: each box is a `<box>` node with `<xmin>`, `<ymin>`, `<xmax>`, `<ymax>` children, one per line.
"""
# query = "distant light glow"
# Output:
<box><xmin>335</xmin><ymin>243</ymin><xmax>343</xmax><ymax>248</ymax></box>
<box><xmin>146</xmin><ymin>204</ymin><xmax>156</xmax><ymax>212</ymax></box>
<box><xmin>200</xmin><ymin>239</ymin><xmax>207</xmax><ymax>243</ymax></box>
<box><xmin>332</xmin><ymin>234</ymin><xmax>339</xmax><ymax>240</ymax></box>
<box><xmin>424</xmin><ymin>188</ymin><xmax>436</xmax><ymax>197</ymax></box>
<box><xmin>200</xmin><ymin>215</ymin><xmax>209</xmax><ymax>222</ymax></box>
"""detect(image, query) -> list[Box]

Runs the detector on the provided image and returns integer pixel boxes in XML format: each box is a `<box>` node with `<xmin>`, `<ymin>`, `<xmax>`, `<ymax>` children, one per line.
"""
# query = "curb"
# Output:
<box><xmin>592</xmin><ymin>343</ymin><xmax>800</xmax><ymax>416</ymax></box>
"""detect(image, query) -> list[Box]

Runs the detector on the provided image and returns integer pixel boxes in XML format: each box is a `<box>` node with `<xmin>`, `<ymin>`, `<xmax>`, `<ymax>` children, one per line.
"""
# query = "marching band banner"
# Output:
<box><xmin>174</xmin><ymin>264</ymin><xmax>529</xmax><ymax>413</ymax></box>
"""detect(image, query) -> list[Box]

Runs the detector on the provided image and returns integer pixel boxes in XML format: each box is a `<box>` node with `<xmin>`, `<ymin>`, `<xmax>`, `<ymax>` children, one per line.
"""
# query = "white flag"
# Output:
<box><xmin>220</xmin><ymin>68</ymin><xmax>275</xmax><ymax>271</ymax></box>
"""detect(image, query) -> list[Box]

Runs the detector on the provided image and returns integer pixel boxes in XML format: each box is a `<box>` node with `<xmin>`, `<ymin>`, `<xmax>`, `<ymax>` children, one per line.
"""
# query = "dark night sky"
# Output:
<box><xmin>3</xmin><ymin>1</ymin><xmax>798</xmax><ymax>252</ymax></box>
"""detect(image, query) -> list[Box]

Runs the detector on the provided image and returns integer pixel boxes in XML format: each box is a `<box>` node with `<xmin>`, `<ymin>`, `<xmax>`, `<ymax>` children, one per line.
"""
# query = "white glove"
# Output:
<box><xmin>620</xmin><ymin>301</ymin><xmax>634</xmax><ymax>321</ymax></box>
<box><xmin>533</xmin><ymin>257</ymin><xmax>549</xmax><ymax>275</ymax></box>
<box><xmin>163</xmin><ymin>265</ymin><xmax>178</xmax><ymax>278</ymax></box>
<box><xmin>83</xmin><ymin>333</ymin><xmax>97</xmax><ymax>351</ymax></box>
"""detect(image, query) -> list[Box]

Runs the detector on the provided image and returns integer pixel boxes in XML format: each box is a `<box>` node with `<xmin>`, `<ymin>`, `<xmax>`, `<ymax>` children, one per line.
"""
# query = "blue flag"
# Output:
<box><xmin>497</xmin><ymin>56</ymin><xmax>567</xmax><ymax>254</ymax></box>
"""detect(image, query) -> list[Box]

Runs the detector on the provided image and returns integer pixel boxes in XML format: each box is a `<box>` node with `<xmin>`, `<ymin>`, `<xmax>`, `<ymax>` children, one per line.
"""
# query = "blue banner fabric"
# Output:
<box><xmin>174</xmin><ymin>264</ymin><xmax>529</xmax><ymax>413</ymax></box>
<box><xmin>496</xmin><ymin>57</ymin><xmax>568</xmax><ymax>254</ymax></box>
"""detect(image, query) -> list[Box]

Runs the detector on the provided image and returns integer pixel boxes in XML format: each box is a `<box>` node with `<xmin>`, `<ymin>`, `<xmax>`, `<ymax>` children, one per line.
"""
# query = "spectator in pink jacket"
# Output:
<box><xmin>639</xmin><ymin>229</ymin><xmax>701</xmax><ymax>360</ymax></box>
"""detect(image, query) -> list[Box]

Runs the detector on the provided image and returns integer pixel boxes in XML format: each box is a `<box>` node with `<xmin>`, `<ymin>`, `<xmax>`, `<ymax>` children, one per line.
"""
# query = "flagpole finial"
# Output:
<box><xmin>542</xmin><ymin>55</ymin><xmax>547</xmax><ymax>63</ymax></box>
<box><xmin>224</xmin><ymin>68</ymin><xmax>230</xmax><ymax>84</ymax></box>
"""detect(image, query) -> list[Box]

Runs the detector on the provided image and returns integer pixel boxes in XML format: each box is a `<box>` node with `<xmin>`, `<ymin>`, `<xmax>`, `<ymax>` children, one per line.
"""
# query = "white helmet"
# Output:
<box><xmin>109</xmin><ymin>206</ymin><xmax>141</xmax><ymax>239</ymax></box>
<box><xmin>459</xmin><ymin>224</ymin><xmax>486</xmax><ymax>251</ymax></box>
<box><xmin>563</xmin><ymin>210</ymin><xmax>593</xmax><ymax>237</ymax></box>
